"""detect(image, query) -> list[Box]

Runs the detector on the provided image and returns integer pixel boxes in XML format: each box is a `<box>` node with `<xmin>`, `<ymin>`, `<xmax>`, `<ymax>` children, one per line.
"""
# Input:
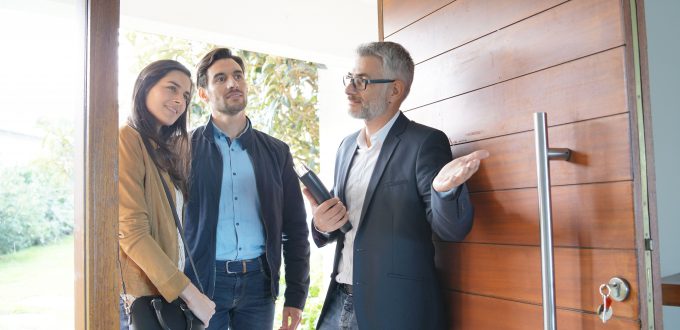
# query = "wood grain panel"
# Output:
<box><xmin>402</xmin><ymin>0</ymin><xmax>625</xmax><ymax>111</ymax></box>
<box><xmin>387</xmin><ymin>0</ymin><xmax>566</xmax><ymax>64</ymax></box>
<box><xmin>446</xmin><ymin>291</ymin><xmax>641</xmax><ymax>329</ymax></box>
<box><xmin>459</xmin><ymin>181</ymin><xmax>635</xmax><ymax>249</ymax></box>
<box><xmin>436</xmin><ymin>243</ymin><xmax>640</xmax><ymax>319</ymax></box>
<box><xmin>382</xmin><ymin>0</ymin><xmax>451</xmax><ymax>37</ymax></box>
<box><xmin>405</xmin><ymin>47</ymin><xmax>628</xmax><ymax>144</ymax></box>
<box><xmin>662</xmin><ymin>273</ymin><xmax>680</xmax><ymax>306</ymax></box>
<box><xmin>454</xmin><ymin>114</ymin><xmax>632</xmax><ymax>192</ymax></box>
<box><xmin>76</xmin><ymin>0</ymin><xmax>120</xmax><ymax>328</ymax></box>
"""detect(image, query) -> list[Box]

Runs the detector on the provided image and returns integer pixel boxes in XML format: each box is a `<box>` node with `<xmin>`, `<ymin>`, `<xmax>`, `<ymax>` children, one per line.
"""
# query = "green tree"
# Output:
<box><xmin>241</xmin><ymin>50</ymin><xmax>320</xmax><ymax>171</ymax></box>
<box><xmin>0</xmin><ymin>119</ymin><xmax>74</xmax><ymax>254</ymax></box>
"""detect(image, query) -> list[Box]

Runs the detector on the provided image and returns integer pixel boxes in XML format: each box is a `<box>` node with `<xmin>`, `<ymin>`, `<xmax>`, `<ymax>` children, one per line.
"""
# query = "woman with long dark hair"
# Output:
<box><xmin>118</xmin><ymin>59</ymin><xmax>215</xmax><ymax>329</ymax></box>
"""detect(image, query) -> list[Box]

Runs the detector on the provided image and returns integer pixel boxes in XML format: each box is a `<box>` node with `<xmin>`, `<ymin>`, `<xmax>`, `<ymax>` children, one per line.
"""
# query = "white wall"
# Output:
<box><xmin>121</xmin><ymin>0</ymin><xmax>378</xmax><ymax>67</ymax></box>
<box><xmin>645</xmin><ymin>0</ymin><xmax>680</xmax><ymax>327</ymax></box>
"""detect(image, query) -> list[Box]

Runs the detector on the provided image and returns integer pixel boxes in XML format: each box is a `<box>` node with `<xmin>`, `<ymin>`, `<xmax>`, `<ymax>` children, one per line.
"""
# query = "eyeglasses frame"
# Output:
<box><xmin>343</xmin><ymin>74</ymin><xmax>396</xmax><ymax>91</ymax></box>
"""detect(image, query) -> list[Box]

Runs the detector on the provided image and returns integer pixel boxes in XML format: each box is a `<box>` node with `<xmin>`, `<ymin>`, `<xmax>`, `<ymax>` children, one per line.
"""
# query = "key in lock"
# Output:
<box><xmin>596</xmin><ymin>303</ymin><xmax>613</xmax><ymax>323</ymax></box>
<box><xmin>597</xmin><ymin>283</ymin><xmax>614</xmax><ymax>323</ymax></box>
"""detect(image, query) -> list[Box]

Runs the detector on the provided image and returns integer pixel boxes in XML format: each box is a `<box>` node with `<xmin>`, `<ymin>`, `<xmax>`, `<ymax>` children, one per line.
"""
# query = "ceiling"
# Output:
<box><xmin>121</xmin><ymin>0</ymin><xmax>379</xmax><ymax>67</ymax></box>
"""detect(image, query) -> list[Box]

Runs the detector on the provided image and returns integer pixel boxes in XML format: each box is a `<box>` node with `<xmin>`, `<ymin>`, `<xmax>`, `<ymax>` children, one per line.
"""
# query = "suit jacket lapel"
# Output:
<box><xmin>335</xmin><ymin>132</ymin><xmax>359</xmax><ymax>203</ymax></box>
<box><xmin>358</xmin><ymin>113</ymin><xmax>408</xmax><ymax>230</ymax></box>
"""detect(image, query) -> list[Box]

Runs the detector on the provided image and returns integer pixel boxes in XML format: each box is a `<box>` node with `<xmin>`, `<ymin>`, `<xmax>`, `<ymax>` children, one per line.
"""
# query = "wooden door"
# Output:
<box><xmin>75</xmin><ymin>0</ymin><xmax>120</xmax><ymax>328</ymax></box>
<box><xmin>379</xmin><ymin>0</ymin><xmax>662</xmax><ymax>328</ymax></box>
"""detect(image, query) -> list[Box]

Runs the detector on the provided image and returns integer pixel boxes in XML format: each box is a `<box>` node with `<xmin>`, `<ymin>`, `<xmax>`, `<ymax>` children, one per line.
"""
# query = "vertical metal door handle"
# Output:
<box><xmin>534</xmin><ymin>112</ymin><xmax>571</xmax><ymax>330</ymax></box>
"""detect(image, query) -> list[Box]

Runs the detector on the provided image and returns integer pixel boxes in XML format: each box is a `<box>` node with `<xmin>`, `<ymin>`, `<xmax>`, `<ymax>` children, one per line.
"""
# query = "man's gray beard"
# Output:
<box><xmin>349</xmin><ymin>100</ymin><xmax>387</xmax><ymax>121</ymax></box>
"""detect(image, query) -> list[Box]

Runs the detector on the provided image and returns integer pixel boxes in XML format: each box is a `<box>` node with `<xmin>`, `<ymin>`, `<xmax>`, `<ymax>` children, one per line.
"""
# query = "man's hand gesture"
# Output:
<box><xmin>433</xmin><ymin>150</ymin><xmax>490</xmax><ymax>192</ymax></box>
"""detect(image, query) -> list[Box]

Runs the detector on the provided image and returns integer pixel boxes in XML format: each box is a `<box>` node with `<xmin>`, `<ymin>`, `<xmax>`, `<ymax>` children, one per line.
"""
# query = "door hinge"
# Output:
<box><xmin>645</xmin><ymin>238</ymin><xmax>654</xmax><ymax>251</ymax></box>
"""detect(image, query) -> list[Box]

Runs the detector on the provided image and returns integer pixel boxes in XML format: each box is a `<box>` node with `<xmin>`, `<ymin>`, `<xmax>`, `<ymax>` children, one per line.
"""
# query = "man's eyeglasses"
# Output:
<box><xmin>343</xmin><ymin>74</ymin><xmax>395</xmax><ymax>91</ymax></box>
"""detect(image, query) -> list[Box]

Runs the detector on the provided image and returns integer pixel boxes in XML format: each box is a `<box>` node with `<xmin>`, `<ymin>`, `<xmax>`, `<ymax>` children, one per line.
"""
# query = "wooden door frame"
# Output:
<box><xmin>74</xmin><ymin>0</ymin><xmax>120</xmax><ymax>328</ymax></box>
<box><xmin>624</xmin><ymin>0</ymin><xmax>664</xmax><ymax>328</ymax></box>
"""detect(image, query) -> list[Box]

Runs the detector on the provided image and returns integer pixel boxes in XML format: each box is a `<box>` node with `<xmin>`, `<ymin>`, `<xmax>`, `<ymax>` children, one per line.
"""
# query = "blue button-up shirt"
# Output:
<box><xmin>213</xmin><ymin>122</ymin><xmax>265</xmax><ymax>260</ymax></box>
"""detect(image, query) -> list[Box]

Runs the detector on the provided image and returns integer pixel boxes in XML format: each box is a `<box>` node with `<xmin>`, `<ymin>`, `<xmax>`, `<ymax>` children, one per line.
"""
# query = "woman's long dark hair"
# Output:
<box><xmin>128</xmin><ymin>59</ymin><xmax>192</xmax><ymax>195</ymax></box>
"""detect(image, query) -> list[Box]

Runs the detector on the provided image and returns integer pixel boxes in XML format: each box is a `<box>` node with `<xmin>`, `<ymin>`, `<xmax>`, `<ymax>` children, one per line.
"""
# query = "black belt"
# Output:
<box><xmin>216</xmin><ymin>255</ymin><xmax>264</xmax><ymax>274</ymax></box>
<box><xmin>338</xmin><ymin>283</ymin><xmax>353</xmax><ymax>295</ymax></box>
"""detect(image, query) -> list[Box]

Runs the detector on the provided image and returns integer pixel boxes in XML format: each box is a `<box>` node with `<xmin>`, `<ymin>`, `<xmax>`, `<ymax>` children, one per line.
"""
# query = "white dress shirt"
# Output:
<box><xmin>335</xmin><ymin>111</ymin><xmax>401</xmax><ymax>285</ymax></box>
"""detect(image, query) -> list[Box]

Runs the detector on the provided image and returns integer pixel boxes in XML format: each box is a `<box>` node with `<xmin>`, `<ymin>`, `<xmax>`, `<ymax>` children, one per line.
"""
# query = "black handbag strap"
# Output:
<box><xmin>139</xmin><ymin>135</ymin><xmax>204</xmax><ymax>294</ymax></box>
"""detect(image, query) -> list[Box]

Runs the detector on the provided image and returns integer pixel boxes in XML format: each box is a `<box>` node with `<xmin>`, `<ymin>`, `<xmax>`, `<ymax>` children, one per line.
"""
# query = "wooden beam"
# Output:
<box><xmin>377</xmin><ymin>0</ymin><xmax>384</xmax><ymax>41</ymax></box>
<box><xmin>75</xmin><ymin>0</ymin><xmax>119</xmax><ymax>329</ymax></box>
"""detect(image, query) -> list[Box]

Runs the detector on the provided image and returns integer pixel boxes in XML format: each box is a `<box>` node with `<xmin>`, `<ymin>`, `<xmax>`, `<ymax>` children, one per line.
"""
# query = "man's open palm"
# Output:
<box><xmin>433</xmin><ymin>150</ymin><xmax>490</xmax><ymax>192</ymax></box>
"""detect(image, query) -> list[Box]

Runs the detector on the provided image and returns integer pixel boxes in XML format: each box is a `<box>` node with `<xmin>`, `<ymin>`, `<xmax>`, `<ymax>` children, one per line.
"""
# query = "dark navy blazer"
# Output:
<box><xmin>313</xmin><ymin>112</ymin><xmax>474</xmax><ymax>329</ymax></box>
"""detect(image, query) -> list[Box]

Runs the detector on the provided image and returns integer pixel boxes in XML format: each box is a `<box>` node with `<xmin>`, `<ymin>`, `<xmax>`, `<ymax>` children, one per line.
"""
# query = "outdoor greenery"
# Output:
<box><xmin>0</xmin><ymin>236</ymin><xmax>74</xmax><ymax>329</ymax></box>
<box><xmin>0</xmin><ymin>119</ymin><xmax>74</xmax><ymax>255</ymax></box>
<box><xmin>274</xmin><ymin>250</ymin><xmax>328</xmax><ymax>329</ymax></box>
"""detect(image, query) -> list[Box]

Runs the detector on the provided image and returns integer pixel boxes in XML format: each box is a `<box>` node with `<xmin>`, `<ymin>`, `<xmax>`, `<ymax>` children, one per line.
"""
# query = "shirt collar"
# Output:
<box><xmin>211</xmin><ymin>117</ymin><xmax>252</xmax><ymax>145</ymax></box>
<box><xmin>356</xmin><ymin>110</ymin><xmax>401</xmax><ymax>150</ymax></box>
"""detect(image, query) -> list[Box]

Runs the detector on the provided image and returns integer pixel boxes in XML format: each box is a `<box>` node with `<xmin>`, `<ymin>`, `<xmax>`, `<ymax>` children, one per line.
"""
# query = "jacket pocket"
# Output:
<box><xmin>379</xmin><ymin>179</ymin><xmax>408</xmax><ymax>189</ymax></box>
<box><xmin>386</xmin><ymin>272</ymin><xmax>424</xmax><ymax>282</ymax></box>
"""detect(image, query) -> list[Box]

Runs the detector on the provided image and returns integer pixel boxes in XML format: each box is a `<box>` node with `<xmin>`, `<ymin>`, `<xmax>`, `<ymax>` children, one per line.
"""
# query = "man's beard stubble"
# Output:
<box><xmin>215</xmin><ymin>98</ymin><xmax>247</xmax><ymax>116</ymax></box>
<box><xmin>348</xmin><ymin>93</ymin><xmax>389</xmax><ymax>121</ymax></box>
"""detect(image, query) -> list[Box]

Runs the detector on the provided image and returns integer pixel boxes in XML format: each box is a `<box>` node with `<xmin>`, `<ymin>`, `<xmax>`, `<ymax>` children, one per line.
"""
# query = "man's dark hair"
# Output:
<box><xmin>196</xmin><ymin>48</ymin><xmax>246</xmax><ymax>89</ymax></box>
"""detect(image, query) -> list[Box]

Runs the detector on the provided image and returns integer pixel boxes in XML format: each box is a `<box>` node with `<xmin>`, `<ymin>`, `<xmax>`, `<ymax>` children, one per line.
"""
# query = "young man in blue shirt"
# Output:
<box><xmin>183</xmin><ymin>48</ymin><xmax>310</xmax><ymax>330</ymax></box>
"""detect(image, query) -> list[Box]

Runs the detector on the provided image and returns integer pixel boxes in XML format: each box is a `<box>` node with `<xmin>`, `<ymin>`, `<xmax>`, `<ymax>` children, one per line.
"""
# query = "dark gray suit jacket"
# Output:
<box><xmin>313</xmin><ymin>112</ymin><xmax>474</xmax><ymax>329</ymax></box>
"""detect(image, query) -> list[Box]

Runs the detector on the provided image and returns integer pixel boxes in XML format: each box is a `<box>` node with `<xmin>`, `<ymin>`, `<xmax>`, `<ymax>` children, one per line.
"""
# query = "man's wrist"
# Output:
<box><xmin>436</xmin><ymin>185</ymin><xmax>461</xmax><ymax>200</ymax></box>
<box><xmin>313</xmin><ymin>221</ymin><xmax>331</xmax><ymax>237</ymax></box>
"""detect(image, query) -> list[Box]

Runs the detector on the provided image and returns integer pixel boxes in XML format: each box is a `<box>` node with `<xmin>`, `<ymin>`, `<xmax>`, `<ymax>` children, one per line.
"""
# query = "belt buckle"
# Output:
<box><xmin>226</xmin><ymin>260</ymin><xmax>247</xmax><ymax>274</ymax></box>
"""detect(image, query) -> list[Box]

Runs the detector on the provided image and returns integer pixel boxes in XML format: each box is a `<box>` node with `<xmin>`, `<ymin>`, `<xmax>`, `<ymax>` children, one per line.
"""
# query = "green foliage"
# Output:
<box><xmin>300</xmin><ymin>256</ymin><xmax>327</xmax><ymax>330</ymax></box>
<box><xmin>123</xmin><ymin>30</ymin><xmax>320</xmax><ymax>172</ymax></box>
<box><xmin>0</xmin><ymin>167</ymin><xmax>73</xmax><ymax>254</ymax></box>
<box><xmin>275</xmin><ymin>251</ymin><xmax>327</xmax><ymax>329</ymax></box>
<box><xmin>0</xmin><ymin>118</ymin><xmax>74</xmax><ymax>255</ymax></box>
<box><xmin>35</xmin><ymin>118</ymin><xmax>74</xmax><ymax>188</ymax></box>
<box><xmin>241</xmin><ymin>50</ymin><xmax>320</xmax><ymax>172</ymax></box>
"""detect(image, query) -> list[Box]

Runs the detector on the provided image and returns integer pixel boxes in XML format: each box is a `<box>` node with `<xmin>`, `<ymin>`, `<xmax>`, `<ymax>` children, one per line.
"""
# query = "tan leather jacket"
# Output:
<box><xmin>118</xmin><ymin>125</ymin><xmax>189</xmax><ymax>301</ymax></box>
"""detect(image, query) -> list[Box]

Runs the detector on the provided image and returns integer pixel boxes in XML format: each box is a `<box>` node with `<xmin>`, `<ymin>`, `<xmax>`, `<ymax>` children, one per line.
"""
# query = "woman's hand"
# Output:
<box><xmin>179</xmin><ymin>283</ymin><xmax>216</xmax><ymax>327</ymax></box>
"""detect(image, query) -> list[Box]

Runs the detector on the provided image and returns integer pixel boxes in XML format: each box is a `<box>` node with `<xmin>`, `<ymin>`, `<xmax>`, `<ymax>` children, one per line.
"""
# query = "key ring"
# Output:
<box><xmin>599</xmin><ymin>283</ymin><xmax>611</xmax><ymax>297</ymax></box>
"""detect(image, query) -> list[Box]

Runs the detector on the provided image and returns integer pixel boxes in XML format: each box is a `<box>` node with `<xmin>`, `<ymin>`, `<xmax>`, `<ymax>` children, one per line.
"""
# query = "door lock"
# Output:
<box><xmin>608</xmin><ymin>276</ymin><xmax>630</xmax><ymax>302</ymax></box>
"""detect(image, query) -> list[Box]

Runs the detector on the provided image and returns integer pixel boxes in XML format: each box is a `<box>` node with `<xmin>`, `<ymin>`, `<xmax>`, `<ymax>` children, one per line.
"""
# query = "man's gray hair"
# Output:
<box><xmin>356</xmin><ymin>41</ymin><xmax>415</xmax><ymax>98</ymax></box>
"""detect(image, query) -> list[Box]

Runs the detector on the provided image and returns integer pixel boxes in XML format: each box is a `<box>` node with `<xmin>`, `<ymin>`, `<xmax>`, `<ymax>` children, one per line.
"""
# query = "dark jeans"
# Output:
<box><xmin>317</xmin><ymin>284</ymin><xmax>359</xmax><ymax>330</ymax></box>
<box><xmin>208</xmin><ymin>258</ymin><xmax>275</xmax><ymax>330</ymax></box>
<box><xmin>118</xmin><ymin>257</ymin><xmax>273</xmax><ymax>330</ymax></box>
